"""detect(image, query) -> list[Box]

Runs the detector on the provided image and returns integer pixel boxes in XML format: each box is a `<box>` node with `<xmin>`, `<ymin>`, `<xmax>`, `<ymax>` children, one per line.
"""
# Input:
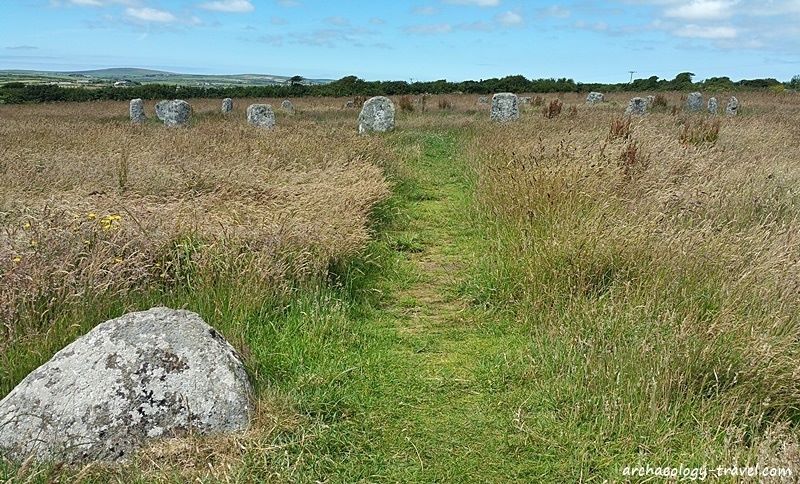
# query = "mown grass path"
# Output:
<box><xmin>347</xmin><ymin>129</ymin><xmax>539</xmax><ymax>482</ymax></box>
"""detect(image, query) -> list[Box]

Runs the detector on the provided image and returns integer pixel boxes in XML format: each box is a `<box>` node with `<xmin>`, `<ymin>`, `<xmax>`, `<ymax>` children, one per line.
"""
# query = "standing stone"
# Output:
<box><xmin>686</xmin><ymin>92</ymin><xmax>703</xmax><ymax>112</ymax></box>
<box><xmin>646</xmin><ymin>95</ymin><xmax>656</xmax><ymax>106</ymax></box>
<box><xmin>246</xmin><ymin>104</ymin><xmax>276</xmax><ymax>129</ymax></box>
<box><xmin>221</xmin><ymin>98</ymin><xmax>233</xmax><ymax>113</ymax></box>
<box><xmin>478</xmin><ymin>96</ymin><xmax>490</xmax><ymax>105</ymax></box>
<box><xmin>586</xmin><ymin>92</ymin><xmax>605</xmax><ymax>105</ymax></box>
<box><xmin>358</xmin><ymin>96</ymin><xmax>395</xmax><ymax>134</ymax></box>
<box><xmin>0</xmin><ymin>307</ymin><xmax>252</xmax><ymax>463</ymax></box>
<box><xmin>129</xmin><ymin>99</ymin><xmax>145</xmax><ymax>124</ymax></box>
<box><xmin>707</xmin><ymin>97</ymin><xmax>718</xmax><ymax>114</ymax></box>
<box><xmin>490</xmin><ymin>93</ymin><xmax>520</xmax><ymax>123</ymax></box>
<box><xmin>625</xmin><ymin>97</ymin><xmax>648</xmax><ymax>115</ymax></box>
<box><xmin>161</xmin><ymin>100</ymin><xmax>192</xmax><ymax>127</ymax></box>
<box><xmin>281</xmin><ymin>99</ymin><xmax>295</xmax><ymax>114</ymax></box>
<box><xmin>726</xmin><ymin>96</ymin><xmax>739</xmax><ymax>116</ymax></box>
<box><xmin>155</xmin><ymin>100</ymin><xmax>170</xmax><ymax>121</ymax></box>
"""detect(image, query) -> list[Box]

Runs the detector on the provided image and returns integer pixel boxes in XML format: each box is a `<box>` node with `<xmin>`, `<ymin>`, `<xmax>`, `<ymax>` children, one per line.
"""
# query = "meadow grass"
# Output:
<box><xmin>2</xmin><ymin>92</ymin><xmax>800</xmax><ymax>481</ymax></box>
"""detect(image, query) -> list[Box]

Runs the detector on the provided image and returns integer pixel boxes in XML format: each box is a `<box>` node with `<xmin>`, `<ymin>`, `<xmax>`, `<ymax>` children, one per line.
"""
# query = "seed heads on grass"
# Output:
<box><xmin>679</xmin><ymin>117</ymin><xmax>721</xmax><ymax>146</ymax></box>
<box><xmin>399</xmin><ymin>96</ymin><xmax>414</xmax><ymax>113</ymax></box>
<box><xmin>607</xmin><ymin>116</ymin><xmax>632</xmax><ymax>141</ymax></box>
<box><xmin>542</xmin><ymin>99</ymin><xmax>563</xmax><ymax>119</ymax></box>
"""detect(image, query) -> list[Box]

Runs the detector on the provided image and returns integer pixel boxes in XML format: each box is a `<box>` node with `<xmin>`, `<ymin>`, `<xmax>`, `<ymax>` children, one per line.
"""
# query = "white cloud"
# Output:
<box><xmin>125</xmin><ymin>7</ymin><xmax>177</xmax><ymax>22</ymax></box>
<box><xmin>413</xmin><ymin>6</ymin><xmax>438</xmax><ymax>15</ymax></box>
<box><xmin>538</xmin><ymin>5</ymin><xmax>571</xmax><ymax>18</ymax></box>
<box><xmin>443</xmin><ymin>0</ymin><xmax>500</xmax><ymax>7</ymax></box>
<box><xmin>199</xmin><ymin>0</ymin><xmax>254</xmax><ymax>13</ymax></box>
<box><xmin>664</xmin><ymin>0</ymin><xmax>737</xmax><ymax>20</ymax></box>
<box><xmin>496</xmin><ymin>10</ymin><xmax>523</xmax><ymax>25</ymax></box>
<box><xmin>405</xmin><ymin>23</ymin><xmax>453</xmax><ymax>34</ymax></box>
<box><xmin>325</xmin><ymin>16</ymin><xmax>350</xmax><ymax>26</ymax></box>
<box><xmin>64</xmin><ymin>0</ymin><xmax>136</xmax><ymax>5</ymax></box>
<box><xmin>674</xmin><ymin>23</ymin><xmax>737</xmax><ymax>38</ymax></box>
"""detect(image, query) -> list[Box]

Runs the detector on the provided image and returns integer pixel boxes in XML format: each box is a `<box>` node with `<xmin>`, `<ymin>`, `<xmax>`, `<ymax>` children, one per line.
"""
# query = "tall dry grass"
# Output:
<box><xmin>0</xmin><ymin>99</ymin><xmax>392</xmax><ymax>350</ymax></box>
<box><xmin>465</xmin><ymin>90</ymin><xmax>800</xmax><ymax>463</ymax></box>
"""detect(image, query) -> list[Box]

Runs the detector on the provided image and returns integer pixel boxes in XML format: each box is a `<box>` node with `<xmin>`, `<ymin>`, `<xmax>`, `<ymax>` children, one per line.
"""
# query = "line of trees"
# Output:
<box><xmin>0</xmin><ymin>72</ymin><xmax>795</xmax><ymax>104</ymax></box>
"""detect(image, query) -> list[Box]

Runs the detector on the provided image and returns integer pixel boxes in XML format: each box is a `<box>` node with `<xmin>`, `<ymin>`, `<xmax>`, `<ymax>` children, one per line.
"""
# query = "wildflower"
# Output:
<box><xmin>87</xmin><ymin>212</ymin><xmax>97</xmax><ymax>220</ymax></box>
<box><xmin>22</xmin><ymin>222</ymin><xmax>31</xmax><ymax>230</ymax></box>
<box><xmin>30</xmin><ymin>239</ymin><xmax>38</xmax><ymax>247</ymax></box>
<box><xmin>12</xmin><ymin>256</ymin><xmax>21</xmax><ymax>263</ymax></box>
<box><xmin>100</xmin><ymin>214</ymin><xmax>122</xmax><ymax>232</ymax></box>
<box><xmin>114</xmin><ymin>257</ymin><xmax>123</xmax><ymax>264</ymax></box>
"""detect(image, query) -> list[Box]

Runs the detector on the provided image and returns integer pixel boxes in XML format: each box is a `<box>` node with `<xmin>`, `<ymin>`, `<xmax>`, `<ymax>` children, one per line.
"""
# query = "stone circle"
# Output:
<box><xmin>158</xmin><ymin>100</ymin><xmax>192</xmax><ymax>127</ymax></box>
<box><xmin>586</xmin><ymin>92</ymin><xmax>605</xmax><ymax>104</ymax></box>
<box><xmin>726</xmin><ymin>96</ymin><xmax>739</xmax><ymax>116</ymax></box>
<box><xmin>358</xmin><ymin>96</ymin><xmax>396</xmax><ymax>134</ymax></box>
<box><xmin>490</xmin><ymin>93</ymin><xmax>520</xmax><ymax>123</ymax></box>
<box><xmin>246</xmin><ymin>104</ymin><xmax>276</xmax><ymax>129</ymax></box>
<box><xmin>129</xmin><ymin>99</ymin><xmax>145</xmax><ymax>124</ymax></box>
<box><xmin>625</xmin><ymin>97</ymin><xmax>648</xmax><ymax>115</ymax></box>
<box><xmin>155</xmin><ymin>100</ymin><xmax>169</xmax><ymax>121</ymax></box>
<box><xmin>707</xmin><ymin>97</ymin><xmax>718</xmax><ymax>114</ymax></box>
<box><xmin>686</xmin><ymin>92</ymin><xmax>703</xmax><ymax>112</ymax></box>
<box><xmin>221</xmin><ymin>98</ymin><xmax>233</xmax><ymax>113</ymax></box>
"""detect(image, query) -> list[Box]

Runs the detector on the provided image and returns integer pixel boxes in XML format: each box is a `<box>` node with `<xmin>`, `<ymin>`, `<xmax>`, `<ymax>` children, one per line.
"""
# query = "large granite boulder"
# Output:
<box><xmin>686</xmin><ymin>92</ymin><xmax>703</xmax><ymax>112</ymax></box>
<box><xmin>625</xmin><ymin>97</ymin><xmax>648</xmax><ymax>115</ymax></box>
<box><xmin>246</xmin><ymin>104</ymin><xmax>276</xmax><ymax>129</ymax></box>
<box><xmin>221</xmin><ymin>98</ymin><xmax>233</xmax><ymax>113</ymax></box>
<box><xmin>129</xmin><ymin>99</ymin><xmax>146</xmax><ymax>124</ymax></box>
<box><xmin>490</xmin><ymin>93</ymin><xmax>520</xmax><ymax>122</ymax></box>
<box><xmin>0</xmin><ymin>307</ymin><xmax>253</xmax><ymax>463</ymax></box>
<box><xmin>358</xmin><ymin>96</ymin><xmax>395</xmax><ymax>134</ymax></box>
<box><xmin>586</xmin><ymin>92</ymin><xmax>604</xmax><ymax>105</ymax></box>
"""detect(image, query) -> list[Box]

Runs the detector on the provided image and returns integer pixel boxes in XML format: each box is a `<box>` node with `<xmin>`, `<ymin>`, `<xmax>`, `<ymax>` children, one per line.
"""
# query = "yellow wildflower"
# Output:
<box><xmin>30</xmin><ymin>239</ymin><xmax>38</xmax><ymax>247</ymax></box>
<box><xmin>87</xmin><ymin>212</ymin><xmax>97</xmax><ymax>220</ymax></box>
<box><xmin>22</xmin><ymin>222</ymin><xmax>31</xmax><ymax>230</ymax></box>
<box><xmin>12</xmin><ymin>256</ymin><xmax>21</xmax><ymax>263</ymax></box>
<box><xmin>114</xmin><ymin>257</ymin><xmax>123</xmax><ymax>264</ymax></box>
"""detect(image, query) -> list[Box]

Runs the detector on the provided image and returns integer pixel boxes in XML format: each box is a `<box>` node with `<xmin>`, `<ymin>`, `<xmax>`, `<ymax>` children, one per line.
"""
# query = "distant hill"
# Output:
<box><xmin>0</xmin><ymin>68</ymin><xmax>334</xmax><ymax>87</ymax></box>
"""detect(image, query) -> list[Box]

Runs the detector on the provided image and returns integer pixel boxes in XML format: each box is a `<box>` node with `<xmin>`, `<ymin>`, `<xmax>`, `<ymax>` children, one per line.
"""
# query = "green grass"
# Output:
<box><xmin>2</xmin><ymin>124</ymin><xmax>792</xmax><ymax>482</ymax></box>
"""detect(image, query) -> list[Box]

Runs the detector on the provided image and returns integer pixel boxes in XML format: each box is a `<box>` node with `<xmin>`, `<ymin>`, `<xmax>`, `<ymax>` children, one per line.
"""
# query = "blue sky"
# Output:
<box><xmin>2</xmin><ymin>0</ymin><xmax>800</xmax><ymax>82</ymax></box>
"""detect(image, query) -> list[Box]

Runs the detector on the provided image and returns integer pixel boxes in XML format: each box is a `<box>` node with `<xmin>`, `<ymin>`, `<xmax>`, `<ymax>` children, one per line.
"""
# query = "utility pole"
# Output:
<box><xmin>628</xmin><ymin>71</ymin><xmax>636</xmax><ymax>84</ymax></box>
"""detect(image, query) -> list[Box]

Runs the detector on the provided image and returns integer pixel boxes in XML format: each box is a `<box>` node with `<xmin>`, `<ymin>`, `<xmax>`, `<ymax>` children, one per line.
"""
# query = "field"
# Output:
<box><xmin>1</xmin><ymin>91</ymin><xmax>800</xmax><ymax>481</ymax></box>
